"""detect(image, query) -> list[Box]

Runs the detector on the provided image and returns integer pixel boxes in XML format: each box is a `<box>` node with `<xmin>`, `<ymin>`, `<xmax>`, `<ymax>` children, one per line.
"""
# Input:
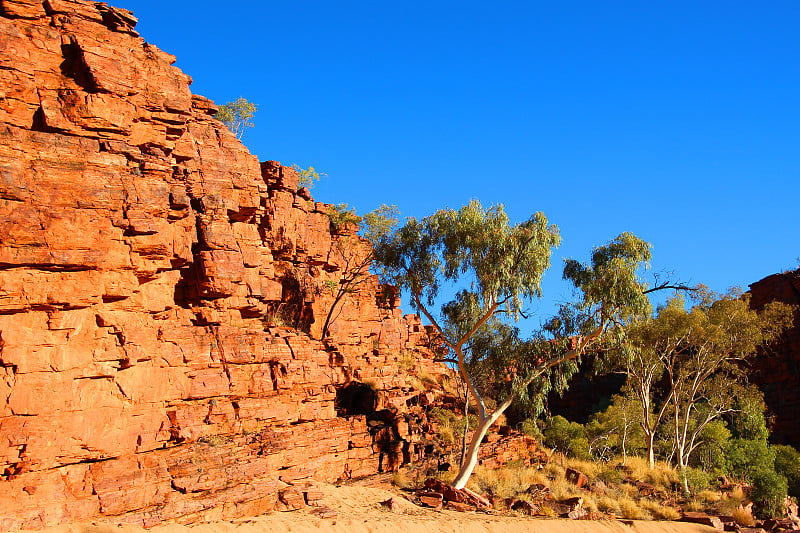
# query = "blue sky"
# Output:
<box><xmin>120</xmin><ymin>1</ymin><xmax>798</xmax><ymax>322</ymax></box>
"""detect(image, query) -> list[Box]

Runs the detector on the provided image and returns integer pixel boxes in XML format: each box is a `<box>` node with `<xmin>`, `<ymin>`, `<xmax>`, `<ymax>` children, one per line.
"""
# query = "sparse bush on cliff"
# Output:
<box><xmin>215</xmin><ymin>97</ymin><xmax>257</xmax><ymax>139</ymax></box>
<box><xmin>318</xmin><ymin>204</ymin><xmax>399</xmax><ymax>339</ymax></box>
<box><xmin>325</xmin><ymin>203</ymin><xmax>360</xmax><ymax>231</ymax></box>
<box><xmin>292</xmin><ymin>164</ymin><xmax>325</xmax><ymax>188</ymax></box>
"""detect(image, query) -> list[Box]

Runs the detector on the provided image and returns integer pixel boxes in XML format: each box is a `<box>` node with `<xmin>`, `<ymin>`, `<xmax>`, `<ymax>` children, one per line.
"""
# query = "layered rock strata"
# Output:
<box><xmin>748</xmin><ymin>269</ymin><xmax>800</xmax><ymax>447</ymax></box>
<box><xmin>0</xmin><ymin>1</ymin><xmax>447</xmax><ymax>528</ymax></box>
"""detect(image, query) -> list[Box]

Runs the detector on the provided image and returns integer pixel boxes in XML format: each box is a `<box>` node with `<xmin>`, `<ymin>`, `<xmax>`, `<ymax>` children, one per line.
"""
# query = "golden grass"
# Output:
<box><xmin>717</xmin><ymin>486</ymin><xmax>749</xmax><ymax>516</ymax></box>
<box><xmin>639</xmin><ymin>499</ymin><xmax>681</xmax><ymax>520</ymax></box>
<box><xmin>597</xmin><ymin>495</ymin><xmax>622</xmax><ymax>515</ymax></box>
<box><xmin>548</xmin><ymin>477</ymin><xmax>582</xmax><ymax>501</ymax></box>
<box><xmin>618</xmin><ymin>483</ymin><xmax>641</xmax><ymax>499</ymax></box>
<box><xmin>563</xmin><ymin>457</ymin><xmax>601</xmax><ymax>477</ymax></box>
<box><xmin>619</xmin><ymin>456</ymin><xmax>679</xmax><ymax>492</ymax></box>
<box><xmin>732</xmin><ymin>507</ymin><xmax>756</xmax><ymax>527</ymax></box>
<box><xmin>618</xmin><ymin>496</ymin><xmax>652</xmax><ymax>520</ymax></box>
<box><xmin>466</xmin><ymin>464</ymin><xmax>548</xmax><ymax>499</ymax></box>
<box><xmin>697</xmin><ymin>489</ymin><xmax>721</xmax><ymax>503</ymax></box>
<box><xmin>684</xmin><ymin>499</ymin><xmax>706</xmax><ymax>512</ymax></box>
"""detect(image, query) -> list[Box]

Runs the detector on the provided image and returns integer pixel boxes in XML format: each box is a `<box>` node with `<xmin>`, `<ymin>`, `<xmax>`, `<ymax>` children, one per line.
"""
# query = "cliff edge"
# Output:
<box><xmin>0</xmin><ymin>1</ymin><xmax>447</xmax><ymax>529</ymax></box>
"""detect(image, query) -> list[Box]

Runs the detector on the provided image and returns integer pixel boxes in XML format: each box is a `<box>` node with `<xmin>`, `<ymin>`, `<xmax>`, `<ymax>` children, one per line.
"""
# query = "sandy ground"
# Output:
<box><xmin>33</xmin><ymin>483</ymin><xmax>719</xmax><ymax>533</ymax></box>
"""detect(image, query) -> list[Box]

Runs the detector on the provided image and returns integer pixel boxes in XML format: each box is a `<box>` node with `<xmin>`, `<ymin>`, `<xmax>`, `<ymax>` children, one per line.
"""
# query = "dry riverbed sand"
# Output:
<box><xmin>30</xmin><ymin>484</ymin><xmax>719</xmax><ymax>533</ymax></box>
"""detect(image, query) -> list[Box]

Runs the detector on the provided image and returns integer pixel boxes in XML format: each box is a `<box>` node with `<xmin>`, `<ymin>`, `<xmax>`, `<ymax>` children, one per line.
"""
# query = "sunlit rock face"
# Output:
<box><xmin>0</xmin><ymin>1</ymin><xmax>447</xmax><ymax>528</ymax></box>
<box><xmin>748</xmin><ymin>269</ymin><xmax>800</xmax><ymax>447</ymax></box>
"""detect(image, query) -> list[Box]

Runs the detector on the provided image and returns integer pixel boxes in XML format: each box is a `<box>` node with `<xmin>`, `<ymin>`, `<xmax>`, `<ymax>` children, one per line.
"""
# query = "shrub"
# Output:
<box><xmin>692</xmin><ymin>420</ymin><xmax>731</xmax><ymax>476</ymax></box>
<box><xmin>773</xmin><ymin>444</ymin><xmax>800</xmax><ymax>499</ymax></box>
<box><xmin>292</xmin><ymin>164</ymin><xmax>325</xmax><ymax>188</ymax></box>
<box><xmin>326</xmin><ymin>203</ymin><xmax>361</xmax><ymax>230</ymax></box>
<box><xmin>682</xmin><ymin>467</ymin><xmax>712</xmax><ymax>494</ymax></box>
<box><xmin>543</xmin><ymin>415</ymin><xmax>590</xmax><ymax>459</ymax></box>
<box><xmin>726</xmin><ymin>438</ymin><xmax>776</xmax><ymax>482</ymax></box>
<box><xmin>520</xmin><ymin>418</ymin><xmax>544</xmax><ymax>441</ymax></box>
<box><xmin>751</xmin><ymin>468</ymin><xmax>788</xmax><ymax>519</ymax></box>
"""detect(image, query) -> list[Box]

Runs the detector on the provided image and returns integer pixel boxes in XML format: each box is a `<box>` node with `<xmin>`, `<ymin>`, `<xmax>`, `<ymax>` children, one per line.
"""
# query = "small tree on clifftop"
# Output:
<box><xmin>215</xmin><ymin>97</ymin><xmax>257</xmax><ymax>139</ymax></box>
<box><xmin>369</xmin><ymin>200</ymin><xmax>654</xmax><ymax>488</ymax></box>
<box><xmin>320</xmin><ymin>204</ymin><xmax>400</xmax><ymax>339</ymax></box>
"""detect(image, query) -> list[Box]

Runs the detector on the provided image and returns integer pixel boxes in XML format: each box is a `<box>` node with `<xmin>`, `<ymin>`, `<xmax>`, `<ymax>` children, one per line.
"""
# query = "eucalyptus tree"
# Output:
<box><xmin>619</xmin><ymin>290</ymin><xmax>794</xmax><ymax>488</ymax></box>
<box><xmin>370</xmin><ymin>200</ymin><xmax>653</xmax><ymax>488</ymax></box>
<box><xmin>215</xmin><ymin>97</ymin><xmax>257</xmax><ymax>139</ymax></box>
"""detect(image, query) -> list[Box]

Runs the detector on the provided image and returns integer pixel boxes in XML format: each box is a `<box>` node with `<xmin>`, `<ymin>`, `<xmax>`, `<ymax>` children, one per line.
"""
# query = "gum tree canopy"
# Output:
<box><xmin>369</xmin><ymin>200</ymin><xmax>653</xmax><ymax>488</ymax></box>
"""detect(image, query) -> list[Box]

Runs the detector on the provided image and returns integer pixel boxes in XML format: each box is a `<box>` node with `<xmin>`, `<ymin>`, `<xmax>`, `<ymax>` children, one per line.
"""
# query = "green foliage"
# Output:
<box><xmin>682</xmin><ymin>467</ymin><xmax>713</xmax><ymax>493</ymax></box>
<box><xmin>691</xmin><ymin>420</ymin><xmax>731</xmax><ymax>475</ymax></box>
<box><xmin>563</xmin><ymin>231</ymin><xmax>653</xmax><ymax>325</ymax></box>
<box><xmin>751</xmin><ymin>468</ymin><xmax>788</xmax><ymax>519</ymax></box>
<box><xmin>215</xmin><ymin>97</ymin><xmax>257</xmax><ymax>139</ymax></box>
<box><xmin>725</xmin><ymin>438</ymin><xmax>776</xmax><ymax>482</ymax></box>
<box><xmin>322</xmin><ymin>279</ymin><xmax>339</xmax><ymax>295</ymax></box>
<box><xmin>586</xmin><ymin>390</ymin><xmax>647</xmax><ymax>459</ymax></box>
<box><xmin>292</xmin><ymin>165</ymin><xmax>325</xmax><ymax>189</ymax></box>
<box><xmin>773</xmin><ymin>444</ymin><xmax>800</xmax><ymax>499</ymax></box>
<box><xmin>617</xmin><ymin>289</ymin><xmax>795</xmax><ymax>474</ymax></box>
<box><xmin>542</xmin><ymin>415</ymin><xmax>590</xmax><ymax>459</ymax></box>
<box><xmin>373</xmin><ymin>199</ymin><xmax>561</xmax><ymax>318</ymax></box>
<box><xmin>519</xmin><ymin>418</ymin><xmax>544</xmax><ymax>441</ymax></box>
<box><xmin>325</xmin><ymin>203</ymin><xmax>360</xmax><ymax>231</ymax></box>
<box><xmin>361</xmin><ymin>204</ymin><xmax>400</xmax><ymax>246</ymax></box>
<box><xmin>729</xmin><ymin>386</ymin><xmax>770</xmax><ymax>441</ymax></box>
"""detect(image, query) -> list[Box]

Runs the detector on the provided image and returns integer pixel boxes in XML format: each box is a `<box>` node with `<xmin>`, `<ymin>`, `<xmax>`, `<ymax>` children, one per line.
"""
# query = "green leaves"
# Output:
<box><xmin>361</xmin><ymin>204</ymin><xmax>400</xmax><ymax>246</ymax></box>
<box><xmin>563</xmin><ymin>231</ymin><xmax>652</xmax><ymax>325</ymax></box>
<box><xmin>292</xmin><ymin>165</ymin><xmax>325</xmax><ymax>189</ymax></box>
<box><xmin>374</xmin><ymin>199</ymin><xmax>560</xmax><ymax>325</ymax></box>
<box><xmin>215</xmin><ymin>97</ymin><xmax>257</xmax><ymax>139</ymax></box>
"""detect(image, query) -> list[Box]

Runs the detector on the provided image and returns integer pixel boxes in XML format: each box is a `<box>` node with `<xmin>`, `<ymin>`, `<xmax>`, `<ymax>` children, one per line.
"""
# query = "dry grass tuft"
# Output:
<box><xmin>549</xmin><ymin>477</ymin><xmax>582</xmax><ymax>501</ymax></box>
<box><xmin>618</xmin><ymin>496</ymin><xmax>652</xmax><ymax>520</ymax></box>
<box><xmin>622</xmin><ymin>456</ymin><xmax>679</xmax><ymax>492</ymax></box>
<box><xmin>597</xmin><ymin>495</ymin><xmax>622</xmax><ymax>515</ymax></box>
<box><xmin>392</xmin><ymin>467</ymin><xmax>415</xmax><ymax>490</ymax></box>
<box><xmin>698</xmin><ymin>489</ymin><xmax>722</xmax><ymax>503</ymax></box>
<box><xmin>717</xmin><ymin>486</ymin><xmax>749</xmax><ymax>515</ymax></box>
<box><xmin>732</xmin><ymin>507</ymin><xmax>756</xmax><ymax>527</ymax></box>
<box><xmin>564</xmin><ymin>457</ymin><xmax>601</xmax><ymax>477</ymax></box>
<box><xmin>639</xmin><ymin>499</ymin><xmax>681</xmax><ymax>520</ymax></box>
<box><xmin>467</xmin><ymin>463</ymin><xmax>548</xmax><ymax>499</ymax></box>
<box><xmin>684</xmin><ymin>499</ymin><xmax>706</xmax><ymax>512</ymax></box>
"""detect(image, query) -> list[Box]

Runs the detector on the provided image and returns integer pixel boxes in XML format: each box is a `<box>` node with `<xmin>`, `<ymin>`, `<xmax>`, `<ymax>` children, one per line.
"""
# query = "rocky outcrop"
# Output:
<box><xmin>748</xmin><ymin>269</ymin><xmax>800</xmax><ymax>447</ymax></box>
<box><xmin>0</xmin><ymin>1</ymin><xmax>448</xmax><ymax>529</ymax></box>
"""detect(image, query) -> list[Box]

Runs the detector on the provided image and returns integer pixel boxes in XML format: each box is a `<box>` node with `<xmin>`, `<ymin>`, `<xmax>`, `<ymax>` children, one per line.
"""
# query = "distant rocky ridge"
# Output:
<box><xmin>748</xmin><ymin>269</ymin><xmax>800</xmax><ymax>447</ymax></box>
<box><xmin>0</xmin><ymin>1</ymin><xmax>450</xmax><ymax>528</ymax></box>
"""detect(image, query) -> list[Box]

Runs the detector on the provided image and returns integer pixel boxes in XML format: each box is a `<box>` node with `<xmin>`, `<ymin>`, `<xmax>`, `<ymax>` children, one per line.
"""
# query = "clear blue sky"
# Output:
<box><xmin>120</xmin><ymin>1</ymin><xmax>798</xmax><ymax>321</ymax></box>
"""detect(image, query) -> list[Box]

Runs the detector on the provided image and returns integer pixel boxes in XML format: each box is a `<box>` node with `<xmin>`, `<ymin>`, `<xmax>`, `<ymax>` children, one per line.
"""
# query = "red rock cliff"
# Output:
<box><xmin>0</xmin><ymin>1</ymin><xmax>447</xmax><ymax>528</ymax></box>
<box><xmin>748</xmin><ymin>269</ymin><xmax>800</xmax><ymax>447</ymax></box>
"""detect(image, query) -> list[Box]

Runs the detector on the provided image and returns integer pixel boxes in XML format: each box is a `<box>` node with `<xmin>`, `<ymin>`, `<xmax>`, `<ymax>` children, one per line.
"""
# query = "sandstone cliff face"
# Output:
<box><xmin>0</xmin><ymin>1</ymin><xmax>446</xmax><ymax>528</ymax></box>
<box><xmin>748</xmin><ymin>269</ymin><xmax>800</xmax><ymax>447</ymax></box>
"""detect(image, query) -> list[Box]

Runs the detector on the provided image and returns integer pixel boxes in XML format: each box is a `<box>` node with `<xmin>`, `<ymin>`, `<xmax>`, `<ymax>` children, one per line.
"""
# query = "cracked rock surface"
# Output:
<box><xmin>0</xmin><ymin>1</ymin><xmax>448</xmax><ymax>529</ymax></box>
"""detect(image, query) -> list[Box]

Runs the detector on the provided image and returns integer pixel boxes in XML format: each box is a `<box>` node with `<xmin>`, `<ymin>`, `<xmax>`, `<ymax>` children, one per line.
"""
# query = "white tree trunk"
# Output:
<box><xmin>452</xmin><ymin>396</ymin><xmax>514</xmax><ymax>489</ymax></box>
